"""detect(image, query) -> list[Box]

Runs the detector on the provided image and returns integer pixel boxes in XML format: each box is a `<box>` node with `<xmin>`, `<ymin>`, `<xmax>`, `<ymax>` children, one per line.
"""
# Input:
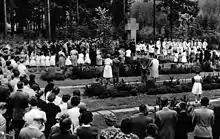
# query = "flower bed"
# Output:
<box><xmin>40</xmin><ymin>63</ymin><xmax>208</xmax><ymax>81</ymax></box>
<box><xmin>83</xmin><ymin>75</ymin><xmax>220</xmax><ymax>99</ymax></box>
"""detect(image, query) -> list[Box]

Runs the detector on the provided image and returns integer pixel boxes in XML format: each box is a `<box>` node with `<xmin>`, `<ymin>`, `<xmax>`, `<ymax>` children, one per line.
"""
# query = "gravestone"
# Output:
<box><xmin>125</xmin><ymin>18</ymin><xmax>139</xmax><ymax>43</ymax></box>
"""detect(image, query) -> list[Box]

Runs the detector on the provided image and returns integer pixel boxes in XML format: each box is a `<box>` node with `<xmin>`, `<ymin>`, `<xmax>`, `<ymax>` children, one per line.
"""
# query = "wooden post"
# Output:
<box><xmin>3</xmin><ymin>0</ymin><xmax>7</xmax><ymax>39</ymax></box>
<box><xmin>153</xmin><ymin>0</ymin><xmax>156</xmax><ymax>41</ymax></box>
<box><xmin>47</xmin><ymin>0</ymin><xmax>51</xmax><ymax>40</ymax></box>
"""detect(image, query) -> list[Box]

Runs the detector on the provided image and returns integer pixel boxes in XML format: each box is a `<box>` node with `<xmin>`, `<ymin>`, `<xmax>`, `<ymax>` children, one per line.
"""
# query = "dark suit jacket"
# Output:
<box><xmin>131</xmin><ymin>113</ymin><xmax>153</xmax><ymax>139</ymax></box>
<box><xmin>44</xmin><ymin>103</ymin><xmax>61</xmax><ymax>136</ymax></box>
<box><xmin>76</xmin><ymin>126</ymin><xmax>99</xmax><ymax>139</ymax></box>
<box><xmin>175</xmin><ymin>111</ymin><xmax>193</xmax><ymax>139</ymax></box>
<box><xmin>212</xmin><ymin>105</ymin><xmax>220</xmax><ymax>139</ymax></box>
<box><xmin>155</xmin><ymin>107</ymin><xmax>177</xmax><ymax>139</ymax></box>
<box><xmin>0</xmin><ymin>85</ymin><xmax>10</xmax><ymax>102</ymax></box>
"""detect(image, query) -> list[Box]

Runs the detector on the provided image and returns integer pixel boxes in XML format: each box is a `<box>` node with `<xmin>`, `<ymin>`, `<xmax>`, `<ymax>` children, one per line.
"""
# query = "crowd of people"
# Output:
<box><xmin>0</xmin><ymin>69</ymin><xmax>219</xmax><ymax>139</ymax></box>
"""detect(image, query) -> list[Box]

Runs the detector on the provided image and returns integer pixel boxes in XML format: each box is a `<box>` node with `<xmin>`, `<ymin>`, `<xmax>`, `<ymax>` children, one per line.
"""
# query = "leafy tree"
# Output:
<box><xmin>157</xmin><ymin>0</ymin><xmax>199</xmax><ymax>38</ymax></box>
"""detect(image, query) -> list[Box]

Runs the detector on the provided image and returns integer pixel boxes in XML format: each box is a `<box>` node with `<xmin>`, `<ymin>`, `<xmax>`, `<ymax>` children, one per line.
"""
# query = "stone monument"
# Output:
<box><xmin>125</xmin><ymin>18</ymin><xmax>139</xmax><ymax>43</ymax></box>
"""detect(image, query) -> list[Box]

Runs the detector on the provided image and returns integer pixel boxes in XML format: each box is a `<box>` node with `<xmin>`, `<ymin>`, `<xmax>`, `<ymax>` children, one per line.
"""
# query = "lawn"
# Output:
<box><xmin>83</xmin><ymin>89</ymin><xmax>220</xmax><ymax>112</ymax></box>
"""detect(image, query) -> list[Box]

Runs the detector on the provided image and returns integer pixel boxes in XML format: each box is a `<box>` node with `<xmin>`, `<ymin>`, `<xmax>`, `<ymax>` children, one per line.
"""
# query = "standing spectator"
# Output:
<box><xmin>76</xmin><ymin>111</ymin><xmax>99</xmax><ymax>139</ymax></box>
<box><xmin>192</xmin><ymin>71</ymin><xmax>203</xmax><ymax>103</ymax></box>
<box><xmin>44</xmin><ymin>79</ymin><xmax>54</xmax><ymax>100</ymax></box>
<box><xmin>22</xmin><ymin>78</ymin><xmax>36</xmax><ymax>98</ymax></box>
<box><xmin>212</xmin><ymin>104</ymin><xmax>220</xmax><ymax>139</ymax></box>
<box><xmin>145</xmin><ymin>123</ymin><xmax>158</xmax><ymax>139</ymax></box>
<box><xmin>51</xmin><ymin>117</ymin><xmax>77</xmax><ymax>139</ymax></box>
<box><xmin>67</xmin><ymin>90</ymin><xmax>86</xmax><ymax>109</ymax></box>
<box><xmin>35</xmin><ymin>90</ymin><xmax>47</xmax><ymax>111</ymax></box>
<box><xmin>103</xmin><ymin>54</ymin><xmax>113</xmax><ymax>85</ymax></box>
<box><xmin>112</xmin><ymin>57</ymin><xmax>120</xmax><ymax>86</ymax></box>
<box><xmin>50</xmin><ymin>87</ymin><xmax>62</xmax><ymax>106</ymax></box>
<box><xmin>59</xmin><ymin>94</ymin><xmax>71</xmax><ymax>112</ymax></box>
<box><xmin>193</xmin><ymin>97</ymin><xmax>214</xmax><ymax>139</ymax></box>
<box><xmin>175</xmin><ymin>102</ymin><xmax>193</xmax><ymax>139</ymax></box>
<box><xmin>23</xmin><ymin>96</ymin><xmax>47</xmax><ymax>127</ymax></box>
<box><xmin>19</xmin><ymin>115</ymin><xmax>46</xmax><ymax>139</ymax></box>
<box><xmin>155</xmin><ymin>97</ymin><xmax>177</xmax><ymax>139</ymax></box>
<box><xmin>67</xmin><ymin>96</ymin><xmax>80</xmax><ymax>132</ymax></box>
<box><xmin>100</xmin><ymin>113</ymin><xmax>120</xmax><ymax>139</ymax></box>
<box><xmin>114</xmin><ymin>118</ymin><xmax>139</xmax><ymax>139</ymax></box>
<box><xmin>44</xmin><ymin>93</ymin><xmax>61</xmax><ymax>137</ymax></box>
<box><xmin>17</xmin><ymin>59</ymin><xmax>28</xmax><ymax>76</ymax></box>
<box><xmin>9</xmin><ymin>81</ymin><xmax>29</xmax><ymax>139</ymax></box>
<box><xmin>29</xmin><ymin>74</ymin><xmax>37</xmax><ymax>88</ymax></box>
<box><xmin>0</xmin><ymin>102</ymin><xmax>7</xmax><ymax>133</ymax></box>
<box><xmin>9</xmin><ymin>69</ymin><xmax>20</xmax><ymax>91</ymax></box>
<box><xmin>49</xmin><ymin>112</ymin><xmax>71</xmax><ymax>138</ymax></box>
<box><xmin>131</xmin><ymin>104</ymin><xmax>153</xmax><ymax>139</ymax></box>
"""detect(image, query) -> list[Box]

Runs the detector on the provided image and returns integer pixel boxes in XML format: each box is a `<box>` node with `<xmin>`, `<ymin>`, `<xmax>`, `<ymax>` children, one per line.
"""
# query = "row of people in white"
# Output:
<box><xmin>136</xmin><ymin>39</ymin><xmax>208</xmax><ymax>56</ymax></box>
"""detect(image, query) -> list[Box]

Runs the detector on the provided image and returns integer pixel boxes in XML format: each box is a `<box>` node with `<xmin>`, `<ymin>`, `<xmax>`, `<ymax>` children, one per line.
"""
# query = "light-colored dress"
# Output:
<box><xmin>58</xmin><ymin>51</ymin><xmax>66</xmax><ymax>68</ymax></box>
<box><xmin>103</xmin><ymin>58</ymin><xmax>113</xmax><ymax>78</ymax></box>
<box><xmin>25</xmin><ymin>55</ymin><xmax>30</xmax><ymax>66</ymax></box>
<box><xmin>40</xmin><ymin>55</ymin><xmax>46</xmax><ymax>67</ymax></box>
<box><xmin>150</xmin><ymin>58</ymin><xmax>159</xmax><ymax>78</ymax></box>
<box><xmin>50</xmin><ymin>55</ymin><xmax>56</xmax><ymax>66</ymax></box>
<box><xmin>36</xmin><ymin>55</ymin><xmax>41</xmax><ymax>66</ymax></box>
<box><xmin>77</xmin><ymin>53</ymin><xmax>85</xmax><ymax>65</ymax></box>
<box><xmin>45</xmin><ymin>56</ymin><xmax>51</xmax><ymax>67</ymax></box>
<box><xmin>192</xmin><ymin>75</ymin><xmax>202</xmax><ymax>95</ymax></box>
<box><xmin>85</xmin><ymin>53</ymin><xmax>91</xmax><ymax>64</ymax></box>
<box><xmin>29</xmin><ymin>56</ymin><xmax>36</xmax><ymax>67</ymax></box>
<box><xmin>65</xmin><ymin>56</ymin><xmax>72</xmax><ymax>66</ymax></box>
<box><xmin>181</xmin><ymin>52</ymin><xmax>187</xmax><ymax>63</ymax></box>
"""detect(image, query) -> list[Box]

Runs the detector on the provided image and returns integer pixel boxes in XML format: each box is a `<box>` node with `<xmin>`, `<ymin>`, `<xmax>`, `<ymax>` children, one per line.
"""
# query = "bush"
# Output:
<box><xmin>84</xmin><ymin>83</ymin><xmax>106</xmax><ymax>97</ymax></box>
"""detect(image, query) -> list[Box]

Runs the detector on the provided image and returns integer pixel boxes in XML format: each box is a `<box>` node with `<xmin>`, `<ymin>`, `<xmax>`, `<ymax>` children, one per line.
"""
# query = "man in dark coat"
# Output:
<box><xmin>131</xmin><ymin>104</ymin><xmax>153</xmax><ymax>139</ymax></box>
<box><xmin>212</xmin><ymin>104</ymin><xmax>220</xmax><ymax>139</ymax></box>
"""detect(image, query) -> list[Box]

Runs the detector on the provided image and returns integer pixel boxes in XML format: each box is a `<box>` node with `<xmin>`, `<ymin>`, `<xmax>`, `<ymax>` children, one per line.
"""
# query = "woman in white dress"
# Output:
<box><xmin>50</xmin><ymin>55</ymin><xmax>56</xmax><ymax>67</ymax></box>
<box><xmin>25</xmin><ymin>55</ymin><xmax>30</xmax><ymax>67</ymax></box>
<box><xmin>29</xmin><ymin>54</ymin><xmax>36</xmax><ymax>67</ymax></box>
<box><xmin>192</xmin><ymin>71</ymin><xmax>203</xmax><ymax>103</ymax></box>
<box><xmin>77</xmin><ymin>53</ymin><xmax>85</xmax><ymax>69</ymax></box>
<box><xmin>103</xmin><ymin>54</ymin><xmax>113</xmax><ymax>85</ymax></box>
<box><xmin>40</xmin><ymin>54</ymin><xmax>46</xmax><ymax>67</ymax></box>
<box><xmin>85</xmin><ymin>52</ymin><xmax>91</xmax><ymax>65</ymax></box>
<box><xmin>58</xmin><ymin>50</ymin><xmax>66</xmax><ymax>69</ymax></box>
<box><xmin>36</xmin><ymin>54</ymin><xmax>41</xmax><ymax>67</ymax></box>
<box><xmin>96</xmin><ymin>50</ymin><xmax>103</xmax><ymax>66</ymax></box>
<box><xmin>65</xmin><ymin>55</ymin><xmax>72</xmax><ymax>67</ymax></box>
<box><xmin>45</xmin><ymin>54</ymin><xmax>51</xmax><ymax>67</ymax></box>
<box><xmin>181</xmin><ymin>50</ymin><xmax>187</xmax><ymax>64</ymax></box>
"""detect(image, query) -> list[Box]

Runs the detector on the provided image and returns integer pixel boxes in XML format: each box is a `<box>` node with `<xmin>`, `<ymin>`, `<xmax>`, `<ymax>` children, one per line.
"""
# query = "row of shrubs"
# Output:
<box><xmin>84</xmin><ymin>75</ymin><xmax>220</xmax><ymax>99</ymax></box>
<box><xmin>40</xmin><ymin>64</ymin><xmax>205</xmax><ymax>81</ymax></box>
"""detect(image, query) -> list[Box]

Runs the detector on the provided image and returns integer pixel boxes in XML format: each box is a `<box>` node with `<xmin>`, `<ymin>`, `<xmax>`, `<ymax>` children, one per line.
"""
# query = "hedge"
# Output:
<box><xmin>83</xmin><ymin>75</ymin><xmax>220</xmax><ymax>99</ymax></box>
<box><xmin>40</xmin><ymin>64</ymin><xmax>205</xmax><ymax>81</ymax></box>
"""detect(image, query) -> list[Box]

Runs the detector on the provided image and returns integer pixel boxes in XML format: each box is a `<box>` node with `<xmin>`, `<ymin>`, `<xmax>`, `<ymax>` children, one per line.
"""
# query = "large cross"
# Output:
<box><xmin>125</xmin><ymin>18</ymin><xmax>139</xmax><ymax>43</ymax></box>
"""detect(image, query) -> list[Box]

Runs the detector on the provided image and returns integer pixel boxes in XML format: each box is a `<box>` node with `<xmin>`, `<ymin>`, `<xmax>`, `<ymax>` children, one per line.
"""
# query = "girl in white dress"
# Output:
<box><xmin>36</xmin><ymin>54</ymin><xmax>41</xmax><ymax>67</ymax></box>
<box><xmin>25</xmin><ymin>55</ymin><xmax>30</xmax><ymax>67</ymax></box>
<box><xmin>77</xmin><ymin>53</ymin><xmax>85</xmax><ymax>65</ymax></box>
<box><xmin>45</xmin><ymin>54</ymin><xmax>51</xmax><ymax>67</ymax></box>
<box><xmin>50</xmin><ymin>55</ymin><xmax>56</xmax><ymax>67</ymax></box>
<box><xmin>40</xmin><ymin>54</ymin><xmax>46</xmax><ymax>67</ymax></box>
<box><xmin>103</xmin><ymin>54</ymin><xmax>113</xmax><ymax>84</ymax></box>
<box><xmin>65</xmin><ymin>55</ymin><xmax>72</xmax><ymax>67</ymax></box>
<box><xmin>96</xmin><ymin>50</ymin><xmax>103</xmax><ymax>66</ymax></box>
<box><xmin>181</xmin><ymin>50</ymin><xmax>187</xmax><ymax>64</ymax></box>
<box><xmin>85</xmin><ymin>52</ymin><xmax>91</xmax><ymax>65</ymax></box>
<box><xmin>29</xmin><ymin>54</ymin><xmax>36</xmax><ymax>67</ymax></box>
<box><xmin>192</xmin><ymin>71</ymin><xmax>203</xmax><ymax>103</ymax></box>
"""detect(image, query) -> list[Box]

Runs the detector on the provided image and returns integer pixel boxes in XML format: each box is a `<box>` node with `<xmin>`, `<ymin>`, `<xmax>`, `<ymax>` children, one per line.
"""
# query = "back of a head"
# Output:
<box><xmin>22</xmin><ymin>78</ymin><xmax>29</xmax><ymax>86</ymax></box>
<box><xmin>139</xmin><ymin>104</ymin><xmax>147</xmax><ymax>113</ymax></box>
<box><xmin>60</xmin><ymin>118</ymin><xmax>72</xmax><ymax>133</ymax></box>
<box><xmin>120</xmin><ymin>118</ymin><xmax>133</xmax><ymax>134</ymax></box>
<box><xmin>29</xmin><ymin>74</ymin><xmax>36</xmax><ymax>80</ymax></box>
<box><xmin>73</xmin><ymin>90</ymin><xmax>80</xmax><ymax>97</ymax></box>
<box><xmin>17</xmin><ymin>81</ymin><xmax>23</xmax><ymax>89</ymax></box>
<box><xmin>161</xmin><ymin>97</ymin><xmax>169</xmax><ymax>107</ymax></box>
<box><xmin>70</xmin><ymin>96</ymin><xmax>80</xmax><ymax>107</ymax></box>
<box><xmin>80</xmin><ymin>111</ymin><xmax>93</xmax><ymax>125</ymax></box>
<box><xmin>146</xmin><ymin>123</ymin><xmax>158</xmax><ymax>136</ymax></box>
<box><xmin>52</xmin><ymin>87</ymin><xmax>60</xmax><ymax>95</ymax></box>
<box><xmin>29</xmin><ymin>96</ymin><xmax>38</xmax><ymax>107</ymax></box>
<box><xmin>62</xmin><ymin>94</ymin><xmax>71</xmax><ymax>103</ymax></box>
<box><xmin>31</xmin><ymin>84</ymin><xmax>40</xmax><ymax>91</ymax></box>
<box><xmin>201</xmin><ymin>97</ymin><xmax>209</xmax><ymax>107</ymax></box>
<box><xmin>13</xmin><ymin>69</ymin><xmax>20</xmax><ymax>77</ymax></box>
<box><xmin>47</xmin><ymin>93</ymin><xmax>56</xmax><ymax>103</ymax></box>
